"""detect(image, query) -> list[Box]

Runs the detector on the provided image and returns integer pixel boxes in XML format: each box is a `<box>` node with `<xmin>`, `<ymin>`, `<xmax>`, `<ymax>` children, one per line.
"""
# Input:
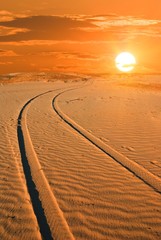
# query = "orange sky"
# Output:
<box><xmin>0</xmin><ymin>1</ymin><xmax>161</xmax><ymax>74</ymax></box>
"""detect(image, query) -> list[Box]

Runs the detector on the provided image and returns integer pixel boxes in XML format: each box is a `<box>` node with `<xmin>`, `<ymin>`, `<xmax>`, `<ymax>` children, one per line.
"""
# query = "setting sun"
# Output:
<box><xmin>115</xmin><ymin>52</ymin><xmax>136</xmax><ymax>72</ymax></box>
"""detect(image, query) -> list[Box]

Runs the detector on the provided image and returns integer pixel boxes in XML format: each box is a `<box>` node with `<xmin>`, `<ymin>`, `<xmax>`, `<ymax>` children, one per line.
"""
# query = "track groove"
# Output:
<box><xmin>52</xmin><ymin>89</ymin><xmax>161</xmax><ymax>195</ymax></box>
<box><xmin>17</xmin><ymin>90</ymin><xmax>75</xmax><ymax>240</ymax></box>
<box><xmin>18</xmin><ymin>91</ymin><xmax>53</xmax><ymax>240</ymax></box>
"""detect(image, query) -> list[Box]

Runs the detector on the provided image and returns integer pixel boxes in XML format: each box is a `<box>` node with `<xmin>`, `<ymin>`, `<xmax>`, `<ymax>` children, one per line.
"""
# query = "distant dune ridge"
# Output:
<box><xmin>0</xmin><ymin>73</ymin><xmax>161</xmax><ymax>239</ymax></box>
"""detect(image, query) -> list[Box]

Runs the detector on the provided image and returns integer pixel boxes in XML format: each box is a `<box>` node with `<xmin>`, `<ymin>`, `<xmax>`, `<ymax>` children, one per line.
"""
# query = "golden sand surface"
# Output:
<box><xmin>0</xmin><ymin>73</ymin><xmax>161</xmax><ymax>239</ymax></box>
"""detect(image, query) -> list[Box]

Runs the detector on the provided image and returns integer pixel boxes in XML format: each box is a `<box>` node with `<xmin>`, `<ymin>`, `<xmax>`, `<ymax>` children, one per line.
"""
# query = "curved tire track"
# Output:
<box><xmin>52</xmin><ymin>89</ymin><xmax>161</xmax><ymax>195</ymax></box>
<box><xmin>17</xmin><ymin>90</ymin><xmax>74</xmax><ymax>240</ymax></box>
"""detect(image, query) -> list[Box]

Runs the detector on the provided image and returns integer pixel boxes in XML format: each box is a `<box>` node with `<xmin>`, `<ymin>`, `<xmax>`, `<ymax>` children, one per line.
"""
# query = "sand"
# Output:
<box><xmin>0</xmin><ymin>73</ymin><xmax>161</xmax><ymax>239</ymax></box>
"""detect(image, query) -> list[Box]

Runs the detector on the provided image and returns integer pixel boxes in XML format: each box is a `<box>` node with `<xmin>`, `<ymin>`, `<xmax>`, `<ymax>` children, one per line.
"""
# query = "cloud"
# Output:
<box><xmin>0</xmin><ymin>61</ymin><xmax>13</xmax><ymax>65</ymax></box>
<box><xmin>55</xmin><ymin>65</ymin><xmax>74</xmax><ymax>70</ymax></box>
<box><xmin>0</xmin><ymin>40</ymin><xmax>114</xmax><ymax>47</ymax></box>
<box><xmin>88</xmin><ymin>15</ymin><xmax>161</xmax><ymax>28</ymax></box>
<box><xmin>0</xmin><ymin>15</ymin><xmax>96</xmax><ymax>42</ymax></box>
<box><xmin>0</xmin><ymin>14</ymin><xmax>161</xmax><ymax>44</ymax></box>
<box><xmin>0</xmin><ymin>10</ymin><xmax>27</xmax><ymax>22</ymax></box>
<box><xmin>0</xmin><ymin>26</ymin><xmax>29</xmax><ymax>36</ymax></box>
<box><xmin>0</xmin><ymin>11</ymin><xmax>15</xmax><ymax>22</ymax></box>
<box><xmin>0</xmin><ymin>49</ymin><xmax>18</xmax><ymax>56</ymax></box>
<box><xmin>125</xmin><ymin>28</ymin><xmax>161</xmax><ymax>38</ymax></box>
<box><xmin>69</xmin><ymin>52</ymin><xmax>100</xmax><ymax>61</ymax></box>
<box><xmin>39</xmin><ymin>51</ymin><xmax>101</xmax><ymax>61</ymax></box>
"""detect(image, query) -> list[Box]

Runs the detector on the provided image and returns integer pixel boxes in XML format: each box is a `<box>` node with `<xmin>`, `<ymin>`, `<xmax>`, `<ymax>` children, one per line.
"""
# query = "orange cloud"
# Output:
<box><xmin>0</xmin><ymin>26</ymin><xmax>29</xmax><ymax>36</ymax></box>
<box><xmin>39</xmin><ymin>51</ymin><xmax>101</xmax><ymax>61</ymax></box>
<box><xmin>0</xmin><ymin>49</ymin><xmax>18</xmax><ymax>56</ymax></box>
<box><xmin>0</xmin><ymin>61</ymin><xmax>13</xmax><ymax>65</ymax></box>
<box><xmin>0</xmin><ymin>14</ymin><xmax>161</xmax><ymax>45</ymax></box>
<box><xmin>0</xmin><ymin>10</ymin><xmax>27</xmax><ymax>22</ymax></box>
<box><xmin>89</xmin><ymin>15</ymin><xmax>161</xmax><ymax>27</ymax></box>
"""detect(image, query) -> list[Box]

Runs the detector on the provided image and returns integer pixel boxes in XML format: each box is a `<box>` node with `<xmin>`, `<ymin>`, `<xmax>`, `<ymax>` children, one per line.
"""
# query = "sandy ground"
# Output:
<box><xmin>0</xmin><ymin>74</ymin><xmax>161</xmax><ymax>239</ymax></box>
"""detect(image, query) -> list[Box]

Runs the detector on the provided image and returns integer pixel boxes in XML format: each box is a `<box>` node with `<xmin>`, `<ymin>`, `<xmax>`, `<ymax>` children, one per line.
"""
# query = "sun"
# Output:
<box><xmin>115</xmin><ymin>52</ymin><xmax>136</xmax><ymax>72</ymax></box>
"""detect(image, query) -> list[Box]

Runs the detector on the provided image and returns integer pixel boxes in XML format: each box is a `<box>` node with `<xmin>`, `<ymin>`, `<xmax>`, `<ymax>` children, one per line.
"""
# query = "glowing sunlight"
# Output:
<box><xmin>115</xmin><ymin>52</ymin><xmax>136</xmax><ymax>72</ymax></box>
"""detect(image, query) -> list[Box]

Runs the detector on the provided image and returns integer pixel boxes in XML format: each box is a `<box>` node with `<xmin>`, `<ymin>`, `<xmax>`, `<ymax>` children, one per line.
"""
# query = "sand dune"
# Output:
<box><xmin>0</xmin><ymin>74</ymin><xmax>161</xmax><ymax>239</ymax></box>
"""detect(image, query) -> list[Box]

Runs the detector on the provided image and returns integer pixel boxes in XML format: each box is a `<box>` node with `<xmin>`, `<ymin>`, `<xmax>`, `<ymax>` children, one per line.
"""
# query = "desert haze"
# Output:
<box><xmin>0</xmin><ymin>73</ymin><xmax>161</xmax><ymax>239</ymax></box>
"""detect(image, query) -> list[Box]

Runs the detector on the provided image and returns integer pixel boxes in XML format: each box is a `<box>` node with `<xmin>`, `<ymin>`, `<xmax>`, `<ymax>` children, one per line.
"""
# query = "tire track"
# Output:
<box><xmin>17</xmin><ymin>89</ymin><xmax>75</xmax><ymax>240</ymax></box>
<box><xmin>52</xmin><ymin>89</ymin><xmax>161</xmax><ymax>195</ymax></box>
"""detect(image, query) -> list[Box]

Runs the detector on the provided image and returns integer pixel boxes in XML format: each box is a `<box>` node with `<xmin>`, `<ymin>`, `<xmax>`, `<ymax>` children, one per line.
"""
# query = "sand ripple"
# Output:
<box><xmin>27</xmin><ymin>85</ymin><xmax>161</xmax><ymax>239</ymax></box>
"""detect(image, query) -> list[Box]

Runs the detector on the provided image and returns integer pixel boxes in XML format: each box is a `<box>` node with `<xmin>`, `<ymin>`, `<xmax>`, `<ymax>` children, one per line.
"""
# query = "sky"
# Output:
<box><xmin>0</xmin><ymin>0</ymin><xmax>161</xmax><ymax>74</ymax></box>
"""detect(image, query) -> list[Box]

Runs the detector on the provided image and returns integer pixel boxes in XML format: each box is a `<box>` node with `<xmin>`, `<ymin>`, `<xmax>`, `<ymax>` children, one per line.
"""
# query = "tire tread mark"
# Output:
<box><xmin>18</xmin><ymin>90</ymin><xmax>75</xmax><ymax>240</ymax></box>
<box><xmin>53</xmin><ymin>90</ymin><xmax>161</xmax><ymax>195</ymax></box>
<box><xmin>18</xmin><ymin>92</ymin><xmax>53</xmax><ymax>240</ymax></box>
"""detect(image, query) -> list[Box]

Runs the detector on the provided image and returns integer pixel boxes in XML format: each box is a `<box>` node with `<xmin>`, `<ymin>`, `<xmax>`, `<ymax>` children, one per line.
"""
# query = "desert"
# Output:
<box><xmin>0</xmin><ymin>73</ymin><xmax>161</xmax><ymax>239</ymax></box>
